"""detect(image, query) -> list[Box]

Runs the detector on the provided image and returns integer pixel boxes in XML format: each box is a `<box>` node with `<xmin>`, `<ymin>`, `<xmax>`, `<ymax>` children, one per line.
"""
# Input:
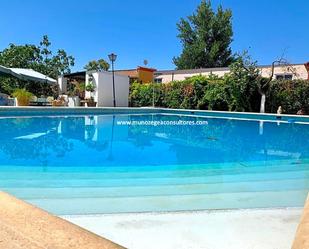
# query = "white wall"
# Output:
<box><xmin>86</xmin><ymin>71</ymin><xmax>129</xmax><ymax>107</ymax></box>
<box><xmin>260</xmin><ymin>64</ymin><xmax>308</xmax><ymax>80</ymax></box>
<box><xmin>58</xmin><ymin>76</ymin><xmax>67</xmax><ymax>93</ymax></box>
<box><xmin>155</xmin><ymin>64</ymin><xmax>308</xmax><ymax>83</ymax></box>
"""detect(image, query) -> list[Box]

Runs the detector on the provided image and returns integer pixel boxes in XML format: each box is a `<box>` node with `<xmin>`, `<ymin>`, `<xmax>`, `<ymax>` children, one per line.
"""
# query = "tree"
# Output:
<box><xmin>173</xmin><ymin>0</ymin><xmax>234</xmax><ymax>69</ymax></box>
<box><xmin>257</xmin><ymin>57</ymin><xmax>296</xmax><ymax>113</ymax></box>
<box><xmin>235</xmin><ymin>52</ymin><xmax>298</xmax><ymax>113</ymax></box>
<box><xmin>0</xmin><ymin>35</ymin><xmax>75</xmax><ymax>95</ymax></box>
<box><xmin>225</xmin><ymin>52</ymin><xmax>260</xmax><ymax>112</ymax></box>
<box><xmin>84</xmin><ymin>59</ymin><xmax>110</xmax><ymax>71</ymax></box>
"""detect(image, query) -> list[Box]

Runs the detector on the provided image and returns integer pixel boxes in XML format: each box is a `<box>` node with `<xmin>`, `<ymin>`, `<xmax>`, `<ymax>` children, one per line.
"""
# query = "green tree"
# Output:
<box><xmin>0</xmin><ymin>35</ymin><xmax>75</xmax><ymax>95</ymax></box>
<box><xmin>173</xmin><ymin>0</ymin><xmax>234</xmax><ymax>69</ymax></box>
<box><xmin>84</xmin><ymin>59</ymin><xmax>110</xmax><ymax>71</ymax></box>
<box><xmin>225</xmin><ymin>53</ymin><xmax>260</xmax><ymax>112</ymax></box>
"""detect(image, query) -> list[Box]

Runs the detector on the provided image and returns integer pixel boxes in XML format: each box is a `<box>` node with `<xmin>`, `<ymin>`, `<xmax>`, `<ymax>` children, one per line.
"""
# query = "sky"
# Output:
<box><xmin>0</xmin><ymin>0</ymin><xmax>308</xmax><ymax>72</ymax></box>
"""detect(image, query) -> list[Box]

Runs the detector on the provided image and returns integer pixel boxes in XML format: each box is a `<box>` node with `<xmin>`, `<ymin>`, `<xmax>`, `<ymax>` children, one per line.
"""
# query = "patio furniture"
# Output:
<box><xmin>52</xmin><ymin>95</ymin><xmax>68</xmax><ymax>107</ymax></box>
<box><xmin>30</xmin><ymin>97</ymin><xmax>52</xmax><ymax>106</ymax></box>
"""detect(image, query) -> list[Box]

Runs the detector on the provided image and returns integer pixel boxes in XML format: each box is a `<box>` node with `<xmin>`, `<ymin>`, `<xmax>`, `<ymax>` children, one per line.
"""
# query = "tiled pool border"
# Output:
<box><xmin>0</xmin><ymin>107</ymin><xmax>308</xmax><ymax>123</ymax></box>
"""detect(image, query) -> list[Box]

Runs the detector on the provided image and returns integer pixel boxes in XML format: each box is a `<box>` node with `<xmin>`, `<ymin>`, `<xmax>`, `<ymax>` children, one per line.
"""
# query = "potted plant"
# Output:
<box><xmin>85</xmin><ymin>83</ymin><xmax>97</xmax><ymax>107</ymax></box>
<box><xmin>12</xmin><ymin>89</ymin><xmax>33</xmax><ymax>106</ymax></box>
<box><xmin>68</xmin><ymin>88</ymin><xmax>80</xmax><ymax>107</ymax></box>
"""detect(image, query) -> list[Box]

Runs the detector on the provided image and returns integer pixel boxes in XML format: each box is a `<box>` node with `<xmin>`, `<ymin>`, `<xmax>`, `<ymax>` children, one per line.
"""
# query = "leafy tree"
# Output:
<box><xmin>225</xmin><ymin>53</ymin><xmax>260</xmax><ymax>112</ymax></box>
<box><xmin>0</xmin><ymin>44</ymin><xmax>41</xmax><ymax>69</ymax></box>
<box><xmin>0</xmin><ymin>35</ymin><xmax>74</xmax><ymax>95</ymax></box>
<box><xmin>84</xmin><ymin>59</ymin><xmax>110</xmax><ymax>71</ymax></box>
<box><xmin>173</xmin><ymin>0</ymin><xmax>234</xmax><ymax>69</ymax></box>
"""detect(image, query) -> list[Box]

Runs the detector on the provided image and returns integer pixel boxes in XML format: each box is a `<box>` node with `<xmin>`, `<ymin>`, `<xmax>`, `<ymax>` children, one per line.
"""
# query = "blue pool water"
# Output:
<box><xmin>0</xmin><ymin>112</ymin><xmax>308</xmax><ymax>214</ymax></box>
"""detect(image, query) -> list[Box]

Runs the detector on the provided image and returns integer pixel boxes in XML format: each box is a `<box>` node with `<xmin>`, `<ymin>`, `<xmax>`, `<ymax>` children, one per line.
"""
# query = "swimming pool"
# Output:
<box><xmin>0</xmin><ymin>108</ymin><xmax>308</xmax><ymax>214</ymax></box>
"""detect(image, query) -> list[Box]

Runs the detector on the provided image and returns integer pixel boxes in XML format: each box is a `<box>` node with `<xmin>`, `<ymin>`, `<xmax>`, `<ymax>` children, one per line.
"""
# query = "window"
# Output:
<box><xmin>154</xmin><ymin>78</ymin><xmax>162</xmax><ymax>83</ymax></box>
<box><xmin>276</xmin><ymin>74</ymin><xmax>293</xmax><ymax>80</ymax></box>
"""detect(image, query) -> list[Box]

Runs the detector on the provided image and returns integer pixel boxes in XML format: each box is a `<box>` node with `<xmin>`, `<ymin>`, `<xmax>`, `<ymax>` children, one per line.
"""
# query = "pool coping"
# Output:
<box><xmin>0</xmin><ymin>191</ymin><xmax>125</xmax><ymax>249</ymax></box>
<box><xmin>0</xmin><ymin>106</ymin><xmax>308</xmax><ymax>122</ymax></box>
<box><xmin>292</xmin><ymin>195</ymin><xmax>309</xmax><ymax>249</ymax></box>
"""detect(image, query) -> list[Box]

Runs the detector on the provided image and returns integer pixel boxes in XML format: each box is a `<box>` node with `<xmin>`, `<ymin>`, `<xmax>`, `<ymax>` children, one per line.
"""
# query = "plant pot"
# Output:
<box><xmin>68</xmin><ymin>96</ymin><xmax>80</xmax><ymax>107</ymax></box>
<box><xmin>86</xmin><ymin>101</ymin><xmax>97</xmax><ymax>107</ymax></box>
<box><xmin>16</xmin><ymin>98</ymin><xmax>30</xmax><ymax>106</ymax></box>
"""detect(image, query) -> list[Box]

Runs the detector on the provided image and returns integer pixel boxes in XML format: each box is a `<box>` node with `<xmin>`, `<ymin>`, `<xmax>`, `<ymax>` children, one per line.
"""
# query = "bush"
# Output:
<box><xmin>129</xmin><ymin>55</ymin><xmax>309</xmax><ymax>115</ymax></box>
<box><xmin>266</xmin><ymin>80</ymin><xmax>309</xmax><ymax>114</ymax></box>
<box><xmin>12</xmin><ymin>88</ymin><xmax>33</xmax><ymax>106</ymax></box>
<box><xmin>199</xmin><ymin>81</ymin><xmax>229</xmax><ymax>110</ymax></box>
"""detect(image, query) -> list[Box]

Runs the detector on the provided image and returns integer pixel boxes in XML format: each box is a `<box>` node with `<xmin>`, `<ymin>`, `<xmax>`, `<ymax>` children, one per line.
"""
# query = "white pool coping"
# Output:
<box><xmin>62</xmin><ymin>208</ymin><xmax>302</xmax><ymax>249</ymax></box>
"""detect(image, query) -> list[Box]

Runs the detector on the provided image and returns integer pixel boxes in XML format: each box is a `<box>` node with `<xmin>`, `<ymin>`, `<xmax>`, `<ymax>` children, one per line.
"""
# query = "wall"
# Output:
<box><xmin>156</xmin><ymin>69</ymin><xmax>230</xmax><ymax>83</ymax></box>
<box><xmin>155</xmin><ymin>64</ymin><xmax>308</xmax><ymax>83</ymax></box>
<box><xmin>57</xmin><ymin>76</ymin><xmax>68</xmax><ymax>93</ymax></box>
<box><xmin>86</xmin><ymin>71</ymin><xmax>129</xmax><ymax>107</ymax></box>
<box><xmin>260</xmin><ymin>64</ymin><xmax>308</xmax><ymax>79</ymax></box>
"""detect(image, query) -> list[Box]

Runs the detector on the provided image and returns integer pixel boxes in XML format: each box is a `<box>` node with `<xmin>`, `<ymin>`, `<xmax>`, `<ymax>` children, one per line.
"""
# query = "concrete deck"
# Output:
<box><xmin>292</xmin><ymin>197</ymin><xmax>309</xmax><ymax>249</ymax></box>
<box><xmin>0</xmin><ymin>190</ymin><xmax>307</xmax><ymax>249</ymax></box>
<box><xmin>0</xmin><ymin>191</ymin><xmax>125</xmax><ymax>249</ymax></box>
<box><xmin>64</xmin><ymin>208</ymin><xmax>302</xmax><ymax>249</ymax></box>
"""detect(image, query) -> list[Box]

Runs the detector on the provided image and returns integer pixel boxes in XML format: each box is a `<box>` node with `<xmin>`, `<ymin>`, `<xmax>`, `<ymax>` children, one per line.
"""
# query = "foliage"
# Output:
<box><xmin>0</xmin><ymin>35</ymin><xmax>74</xmax><ymax>96</ymax></box>
<box><xmin>224</xmin><ymin>53</ymin><xmax>260</xmax><ymax>112</ymax></box>
<box><xmin>12</xmin><ymin>88</ymin><xmax>33</xmax><ymax>99</ymax></box>
<box><xmin>84</xmin><ymin>59</ymin><xmax>110</xmax><ymax>71</ymax></box>
<box><xmin>173</xmin><ymin>0</ymin><xmax>234</xmax><ymax>69</ymax></box>
<box><xmin>129</xmin><ymin>82</ymin><xmax>155</xmax><ymax>107</ymax></box>
<box><xmin>266</xmin><ymin>80</ymin><xmax>309</xmax><ymax>114</ymax></box>
<box><xmin>164</xmin><ymin>75</ymin><xmax>208</xmax><ymax>109</ymax></box>
<box><xmin>129</xmin><ymin>57</ymin><xmax>309</xmax><ymax>114</ymax></box>
<box><xmin>12</xmin><ymin>88</ymin><xmax>33</xmax><ymax>106</ymax></box>
<box><xmin>199</xmin><ymin>80</ymin><xmax>229</xmax><ymax>110</ymax></box>
<box><xmin>85</xmin><ymin>83</ymin><xmax>96</xmax><ymax>92</ymax></box>
<box><xmin>68</xmin><ymin>82</ymin><xmax>85</xmax><ymax>97</ymax></box>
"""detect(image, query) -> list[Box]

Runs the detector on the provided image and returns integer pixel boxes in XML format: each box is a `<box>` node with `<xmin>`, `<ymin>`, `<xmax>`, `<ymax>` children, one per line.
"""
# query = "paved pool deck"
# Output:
<box><xmin>0</xmin><ymin>191</ymin><xmax>124</xmax><ymax>249</ymax></box>
<box><xmin>63</xmin><ymin>208</ymin><xmax>302</xmax><ymax>249</ymax></box>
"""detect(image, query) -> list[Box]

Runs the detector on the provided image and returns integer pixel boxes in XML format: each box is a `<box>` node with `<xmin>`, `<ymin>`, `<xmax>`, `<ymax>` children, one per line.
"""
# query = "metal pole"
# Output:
<box><xmin>112</xmin><ymin>61</ymin><xmax>116</xmax><ymax>107</ymax></box>
<box><xmin>152</xmin><ymin>83</ymin><xmax>155</xmax><ymax>107</ymax></box>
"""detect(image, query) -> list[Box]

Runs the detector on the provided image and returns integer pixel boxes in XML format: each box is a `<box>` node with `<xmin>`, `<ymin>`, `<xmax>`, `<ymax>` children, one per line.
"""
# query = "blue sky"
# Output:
<box><xmin>0</xmin><ymin>0</ymin><xmax>308</xmax><ymax>71</ymax></box>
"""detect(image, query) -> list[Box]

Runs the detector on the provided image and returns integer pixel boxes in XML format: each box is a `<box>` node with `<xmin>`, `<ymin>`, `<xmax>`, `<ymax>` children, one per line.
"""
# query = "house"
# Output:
<box><xmin>58</xmin><ymin>70</ymin><xmax>130</xmax><ymax>107</ymax></box>
<box><xmin>115</xmin><ymin>66</ymin><xmax>157</xmax><ymax>83</ymax></box>
<box><xmin>154</xmin><ymin>62</ymin><xmax>309</xmax><ymax>83</ymax></box>
<box><xmin>59</xmin><ymin>66</ymin><xmax>157</xmax><ymax>93</ymax></box>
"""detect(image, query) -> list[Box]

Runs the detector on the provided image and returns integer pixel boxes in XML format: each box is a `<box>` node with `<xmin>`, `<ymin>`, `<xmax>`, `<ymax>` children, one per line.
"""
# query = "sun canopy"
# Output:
<box><xmin>0</xmin><ymin>65</ymin><xmax>56</xmax><ymax>84</ymax></box>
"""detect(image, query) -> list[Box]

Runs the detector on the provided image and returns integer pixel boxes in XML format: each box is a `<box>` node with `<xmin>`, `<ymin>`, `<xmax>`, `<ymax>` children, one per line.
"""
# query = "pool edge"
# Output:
<box><xmin>0</xmin><ymin>191</ymin><xmax>125</xmax><ymax>249</ymax></box>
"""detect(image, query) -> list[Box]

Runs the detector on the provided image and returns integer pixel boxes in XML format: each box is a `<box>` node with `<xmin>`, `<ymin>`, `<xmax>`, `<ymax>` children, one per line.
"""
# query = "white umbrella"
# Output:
<box><xmin>0</xmin><ymin>65</ymin><xmax>56</xmax><ymax>84</ymax></box>
<box><xmin>0</xmin><ymin>65</ymin><xmax>12</xmax><ymax>75</ymax></box>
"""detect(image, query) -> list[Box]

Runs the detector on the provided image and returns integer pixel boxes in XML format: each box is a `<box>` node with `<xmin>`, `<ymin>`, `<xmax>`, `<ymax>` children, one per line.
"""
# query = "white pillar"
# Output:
<box><xmin>58</xmin><ymin>76</ymin><xmax>67</xmax><ymax>94</ymax></box>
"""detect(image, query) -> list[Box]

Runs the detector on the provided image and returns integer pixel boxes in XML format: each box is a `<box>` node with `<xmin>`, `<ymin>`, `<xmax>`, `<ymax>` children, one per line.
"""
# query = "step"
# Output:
<box><xmin>1</xmin><ymin>169</ymin><xmax>309</xmax><ymax>188</ymax></box>
<box><xmin>4</xmin><ymin>178</ymin><xmax>309</xmax><ymax>199</ymax></box>
<box><xmin>26</xmin><ymin>189</ymin><xmax>308</xmax><ymax>215</ymax></box>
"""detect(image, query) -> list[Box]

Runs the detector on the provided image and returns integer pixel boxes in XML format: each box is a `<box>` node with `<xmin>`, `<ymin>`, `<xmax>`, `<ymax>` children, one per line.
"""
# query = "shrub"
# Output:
<box><xmin>129</xmin><ymin>74</ymin><xmax>309</xmax><ymax>114</ymax></box>
<box><xmin>199</xmin><ymin>81</ymin><xmax>229</xmax><ymax>110</ymax></box>
<box><xmin>12</xmin><ymin>88</ymin><xmax>33</xmax><ymax>106</ymax></box>
<box><xmin>266</xmin><ymin>80</ymin><xmax>309</xmax><ymax>114</ymax></box>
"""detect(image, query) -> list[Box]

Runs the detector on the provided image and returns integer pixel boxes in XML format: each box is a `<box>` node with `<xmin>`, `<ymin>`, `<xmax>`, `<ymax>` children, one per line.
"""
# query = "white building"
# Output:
<box><xmin>58</xmin><ymin>70</ymin><xmax>130</xmax><ymax>107</ymax></box>
<box><xmin>85</xmin><ymin>71</ymin><xmax>129</xmax><ymax>107</ymax></box>
<box><xmin>154</xmin><ymin>63</ymin><xmax>309</xmax><ymax>84</ymax></box>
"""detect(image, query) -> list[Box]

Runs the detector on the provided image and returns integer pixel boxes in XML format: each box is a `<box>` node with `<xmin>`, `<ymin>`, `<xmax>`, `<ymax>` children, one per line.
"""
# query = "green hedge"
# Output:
<box><xmin>266</xmin><ymin>80</ymin><xmax>309</xmax><ymax>114</ymax></box>
<box><xmin>129</xmin><ymin>76</ymin><xmax>309</xmax><ymax>115</ymax></box>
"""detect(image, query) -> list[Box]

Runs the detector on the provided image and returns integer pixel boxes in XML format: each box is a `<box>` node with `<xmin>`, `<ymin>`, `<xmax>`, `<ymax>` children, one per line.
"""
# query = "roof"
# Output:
<box><xmin>155</xmin><ymin>67</ymin><xmax>230</xmax><ymax>75</ymax></box>
<box><xmin>63</xmin><ymin>71</ymin><xmax>86</xmax><ymax>77</ymax></box>
<box><xmin>63</xmin><ymin>66</ymin><xmax>156</xmax><ymax>79</ymax></box>
<box><xmin>115</xmin><ymin>69</ymin><xmax>138</xmax><ymax>78</ymax></box>
<box><xmin>137</xmin><ymin>66</ymin><xmax>157</xmax><ymax>72</ymax></box>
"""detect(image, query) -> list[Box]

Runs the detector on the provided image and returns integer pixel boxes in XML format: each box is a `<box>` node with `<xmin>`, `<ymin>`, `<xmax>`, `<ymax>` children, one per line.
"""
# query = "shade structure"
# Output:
<box><xmin>0</xmin><ymin>65</ymin><xmax>56</xmax><ymax>84</ymax></box>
